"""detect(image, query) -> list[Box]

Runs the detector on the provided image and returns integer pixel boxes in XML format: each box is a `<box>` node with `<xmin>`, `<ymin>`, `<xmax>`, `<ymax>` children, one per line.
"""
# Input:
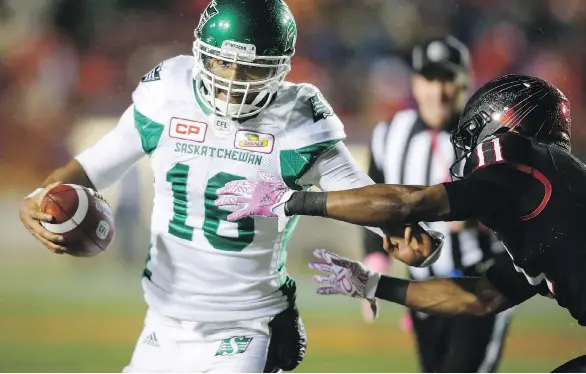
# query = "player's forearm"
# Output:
<box><xmin>299</xmin><ymin>142</ymin><xmax>428</xmax><ymax>227</ymax></box>
<box><xmin>375</xmin><ymin>276</ymin><xmax>501</xmax><ymax>316</ymax></box>
<box><xmin>284</xmin><ymin>186</ymin><xmax>405</xmax><ymax>226</ymax></box>
<box><xmin>285</xmin><ymin>184</ymin><xmax>446</xmax><ymax>227</ymax></box>
<box><xmin>373</xmin><ymin>184</ymin><xmax>428</xmax><ymax>195</ymax></box>
<box><xmin>41</xmin><ymin>159</ymin><xmax>95</xmax><ymax>189</ymax></box>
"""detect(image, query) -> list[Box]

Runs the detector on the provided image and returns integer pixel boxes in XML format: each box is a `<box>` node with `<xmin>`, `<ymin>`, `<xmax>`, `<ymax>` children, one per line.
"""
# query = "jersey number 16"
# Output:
<box><xmin>166</xmin><ymin>163</ymin><xmax>254</xmax><ymax>252</ymax></box>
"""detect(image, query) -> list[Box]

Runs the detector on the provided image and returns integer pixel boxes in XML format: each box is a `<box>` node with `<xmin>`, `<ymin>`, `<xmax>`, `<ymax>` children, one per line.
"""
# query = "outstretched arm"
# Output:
<box><xmin>374</xmin><ymin>250</ymin><xmax>544</xmax><ymax>316</ymax></box>
<box><xmin>285</xmin><ymin>162</ymin><xmax>537</xmax><ymax>229</ymax></box>
<box><xmin>215</xmin><ymin>142</ymin><xmax>446</xmax><ymax>268</ymax></box>
<box><xmin>328</xmin><ymin>184</ymin><xmax>449</xmax><ymax>226</ymax></box>
<box><xmin>310</xmin><ymin>249</ymin><xmax>538</xmax><ymax>317</ymax></box>
<box><xmin>295</xmin><ymin>142</ymin><xmax>429</xmax><ymax>225</ymax></box>
<box><xmin>375</xmin><ymin>274</ymin><xmax>509</xmax><ymax>316</ymax></box>
<box><xmin>285</xmin><ymin>183</ymin><xmax>452</xmax><ymax>228</ymax></box>
<box><xmin>295</xmin><ymin>143</ymin><xmax>442</xmax><ymax>266</ymax></box>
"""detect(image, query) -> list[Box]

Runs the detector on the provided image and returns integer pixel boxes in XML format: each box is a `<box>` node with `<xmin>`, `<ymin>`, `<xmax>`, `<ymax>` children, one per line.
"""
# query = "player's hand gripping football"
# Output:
<box><xmin>214</xmin><ymin>171</ymin><xmax>295</xmax><ymax>221</ymax></box>
<box><xmin>309</xmin><ymin>249</ymin><xmax>381</xmax><ymax>318</ymax></box>
<box><xmin>19</xmin><ymin>181</ymin><xmax>66</xmax><ymax>253</ymax></box>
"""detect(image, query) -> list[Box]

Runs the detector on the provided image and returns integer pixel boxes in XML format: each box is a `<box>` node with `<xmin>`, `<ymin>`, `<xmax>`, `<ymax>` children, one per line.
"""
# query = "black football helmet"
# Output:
<box><xmin>450</xmin><ymin>74</ymin><xmax>571</xmax><ymax>179</ymax></box>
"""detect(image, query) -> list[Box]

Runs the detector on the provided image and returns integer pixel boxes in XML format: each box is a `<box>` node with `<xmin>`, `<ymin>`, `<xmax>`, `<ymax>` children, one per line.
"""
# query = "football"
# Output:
<box><xmin>39</xmin><ymin>184</ymin><xmax>115</xmax><ymax>257</ymax></box>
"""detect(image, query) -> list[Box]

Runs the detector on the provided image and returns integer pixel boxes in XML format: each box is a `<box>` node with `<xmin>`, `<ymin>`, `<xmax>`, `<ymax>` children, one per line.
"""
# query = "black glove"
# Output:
<box><xmin>263</xmin><ymin>305</ymin><xmax>307</xmax><ymax>372</ymax></box>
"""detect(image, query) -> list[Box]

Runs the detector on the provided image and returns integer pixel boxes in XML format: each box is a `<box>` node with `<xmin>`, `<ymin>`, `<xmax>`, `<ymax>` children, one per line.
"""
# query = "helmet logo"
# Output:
<box><xmin>197</xmin><ymin>0</ymin><xmax>219</xmax><ymax>34</ymax></box>
<box><xmin>284</xmin><ymin>14</ymin><xmax>297</xmax><ymax>53</ymax></box>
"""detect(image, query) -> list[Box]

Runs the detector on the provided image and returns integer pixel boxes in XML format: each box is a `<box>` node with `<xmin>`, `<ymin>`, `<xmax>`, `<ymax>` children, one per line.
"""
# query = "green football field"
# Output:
<box><xmin>1</xmin><ymin>253</ymin><xmax>585</xmax><ymax>373</ymax></box>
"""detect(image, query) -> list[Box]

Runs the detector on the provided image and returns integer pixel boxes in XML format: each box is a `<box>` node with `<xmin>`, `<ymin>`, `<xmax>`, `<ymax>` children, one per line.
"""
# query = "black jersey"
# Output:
<box><xmin>443</xmin><ymin>132</ymin><xmax>586</xmax><ymax>325</ymax></box>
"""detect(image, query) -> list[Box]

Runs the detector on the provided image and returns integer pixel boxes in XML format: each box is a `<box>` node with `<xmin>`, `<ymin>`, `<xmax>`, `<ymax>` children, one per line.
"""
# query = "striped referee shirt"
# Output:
<box><xmin>363</xmin><ymin>109</ymin><xmax>504</xmax><ymax>280</ymax></box>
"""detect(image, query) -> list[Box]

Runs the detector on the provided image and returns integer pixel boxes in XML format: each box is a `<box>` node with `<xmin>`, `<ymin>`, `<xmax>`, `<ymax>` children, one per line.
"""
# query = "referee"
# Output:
<box><xmin>362</xmin><ymin>36</ymin><xmax>513</xmax><ymax>373</ymax></box>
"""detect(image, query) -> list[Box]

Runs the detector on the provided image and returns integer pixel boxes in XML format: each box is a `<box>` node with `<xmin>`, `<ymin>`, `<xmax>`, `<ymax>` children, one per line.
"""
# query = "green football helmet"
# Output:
<box><xmin>193</xmin><ymin>0</ymin><xmax>297</xmax><ymax>118</ymax></box>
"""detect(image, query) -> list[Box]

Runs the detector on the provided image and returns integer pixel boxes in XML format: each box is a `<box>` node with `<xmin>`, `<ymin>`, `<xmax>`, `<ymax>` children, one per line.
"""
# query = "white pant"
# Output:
<box><xmin>123</xmin><ymin>309</ymin><xmax>272</xmax><ymax>373</ymax></box>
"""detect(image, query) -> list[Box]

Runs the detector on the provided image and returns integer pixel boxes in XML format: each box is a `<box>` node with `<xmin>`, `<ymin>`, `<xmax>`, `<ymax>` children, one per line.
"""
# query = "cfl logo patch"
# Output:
<box><xmin>96</xmin><ymin>220</ymin><xmax>110</xmax><ymax>240</ymax></box>
<box><xmin>214</xmin><ymin>118</ymin><xmax>231</xmax><ymax>133</ymax></box>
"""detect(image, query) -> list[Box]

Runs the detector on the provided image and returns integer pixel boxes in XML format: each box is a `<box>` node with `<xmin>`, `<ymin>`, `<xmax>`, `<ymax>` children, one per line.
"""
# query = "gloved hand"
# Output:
<box><xmin>309</xmin><ymin>249</ymin><xmax>381</xmax><ymax>313</ymax></box>
<box><xmin>214</xmin><ymin>171</ymin><xmax>295</xmax><ymax>221</ymax></box>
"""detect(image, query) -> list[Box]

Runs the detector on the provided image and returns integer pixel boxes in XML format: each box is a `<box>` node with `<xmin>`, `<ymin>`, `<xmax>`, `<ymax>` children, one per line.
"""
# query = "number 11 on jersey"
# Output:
<box><xmin>476</xmin><ymin>137</ymin><xmax>503</xmax><ymax>167</ymax></box>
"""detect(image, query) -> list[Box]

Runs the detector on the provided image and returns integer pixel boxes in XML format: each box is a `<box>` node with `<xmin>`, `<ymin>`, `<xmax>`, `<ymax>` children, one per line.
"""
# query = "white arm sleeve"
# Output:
<box><xmin>74</xmin><ymin>105</ymin><xmax>145</xmax><ymax>190</ymax></box>
<box><xmin>297</xmin><ymin>142</ymin><xmax>373</xmax><ymax>191</ymax></box>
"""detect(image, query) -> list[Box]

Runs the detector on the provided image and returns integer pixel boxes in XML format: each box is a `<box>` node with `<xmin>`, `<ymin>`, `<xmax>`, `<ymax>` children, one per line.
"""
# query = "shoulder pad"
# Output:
<box><xmin>280</xmin><ymin>83</ymin><xmax>346</xmax><ymax>150</ymax></box>
<box><xmin>132</xmin><ymin>55</ymin><xmax>193</xmax><ymax>115</ymax></box>
<box><xmin>305</xmin><ymin>84</ymin><xmax>335</xmax><ymax>123</ymax></box>
<box><xmin>464</xmin><ymin>132</ymin><xmax>533</xmax><ymax>176</ymax></box>
<box><xmin>289</xmin><ymin>83</ymin><xmax>335</xmax><ymax>123</ymax></box>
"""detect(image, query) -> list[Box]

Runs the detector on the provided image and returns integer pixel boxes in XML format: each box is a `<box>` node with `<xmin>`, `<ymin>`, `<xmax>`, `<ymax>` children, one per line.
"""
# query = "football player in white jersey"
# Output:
<box><xmin>19</xmin><ymin>0</ymin><xmax>443</xmax><ymax>372</ymax></box>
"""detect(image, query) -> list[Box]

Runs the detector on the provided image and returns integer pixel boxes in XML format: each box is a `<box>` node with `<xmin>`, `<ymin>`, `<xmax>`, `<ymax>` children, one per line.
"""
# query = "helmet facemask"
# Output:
<box><xmin>193</xmin><ymin>37</ymin><xmax>292</xmax><ymax>119</ymax></box>
<box><xmin>449</xmin><ymin>108</ymin><xmax>507</xmax><ymax>180</ymax></box>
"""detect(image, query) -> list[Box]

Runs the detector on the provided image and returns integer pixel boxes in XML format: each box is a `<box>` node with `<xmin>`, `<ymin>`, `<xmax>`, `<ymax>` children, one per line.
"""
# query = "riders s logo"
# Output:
<box><xmin>215</xmin><ymin>336</ymin><xmax>253</xmax><ymax>356</ymax></box>
<box><xmin>197</xmin><ymin>0</ymin><xmax>219</xmax><ymax>33</ymax></box>
<box><xmin>234</xmin><ymin>130</ymin><xmax>274</xmax><ymax>154</ymax></box>
<box><xmin>169</xmin><ymin>118</ymin><xmax>207</xmax><ymax>143</ymax></box>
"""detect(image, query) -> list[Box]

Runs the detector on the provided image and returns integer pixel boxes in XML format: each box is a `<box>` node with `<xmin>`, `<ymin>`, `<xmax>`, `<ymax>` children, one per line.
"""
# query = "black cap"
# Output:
<box><xmin>412</xmin><ymin>36</ymin><xmax>470</xmax><ymax>80</ymax></box>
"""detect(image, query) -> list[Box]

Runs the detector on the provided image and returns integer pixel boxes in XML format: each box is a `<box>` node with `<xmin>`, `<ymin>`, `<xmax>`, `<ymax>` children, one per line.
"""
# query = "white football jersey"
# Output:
<box><xmin>114</xmin><ymin>55</ymin><xmax>345</xmax><ymax>321</ymax></box>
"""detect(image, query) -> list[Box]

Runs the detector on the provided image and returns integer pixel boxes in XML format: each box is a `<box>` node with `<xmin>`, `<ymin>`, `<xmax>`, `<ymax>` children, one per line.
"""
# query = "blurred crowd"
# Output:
<box><xmin>2</xmin><ymin>0</ymin><xmax>586</xmax><ymax>186</ymax></box>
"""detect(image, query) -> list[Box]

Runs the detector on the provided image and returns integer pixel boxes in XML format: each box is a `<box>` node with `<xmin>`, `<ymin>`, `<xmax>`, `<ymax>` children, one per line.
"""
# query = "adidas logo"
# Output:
<box><xmin>142</xmin><ymin>332</ymin><xmax>159</xmax><ymax>347</ymax></box>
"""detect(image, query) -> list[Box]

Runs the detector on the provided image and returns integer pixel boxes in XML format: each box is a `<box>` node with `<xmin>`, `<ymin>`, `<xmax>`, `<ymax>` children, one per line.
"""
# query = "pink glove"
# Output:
<box><xmin>215</xmin><ymin>171</ymin><xmax>295</xmax><ymax>221</ymax></box>
<box><xmin>309</xmin><ymin>249</ymin><xmax>380</xmax><ymax>318</ymax></box>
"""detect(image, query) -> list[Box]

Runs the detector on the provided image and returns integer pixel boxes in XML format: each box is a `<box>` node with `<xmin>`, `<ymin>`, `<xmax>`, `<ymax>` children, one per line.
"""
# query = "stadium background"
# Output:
<box><xmin>1</xmin><ymin>0</ymin><xmax>586</xmax><ymax>372</ymax></box>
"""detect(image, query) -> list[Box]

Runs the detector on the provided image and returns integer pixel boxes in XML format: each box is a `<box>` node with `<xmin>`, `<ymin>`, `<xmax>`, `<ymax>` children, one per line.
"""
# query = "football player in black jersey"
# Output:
<box><xmin>215</xmin><ymin>74</ymin><xmax>586</xmax><ymax>372</ymax></box>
